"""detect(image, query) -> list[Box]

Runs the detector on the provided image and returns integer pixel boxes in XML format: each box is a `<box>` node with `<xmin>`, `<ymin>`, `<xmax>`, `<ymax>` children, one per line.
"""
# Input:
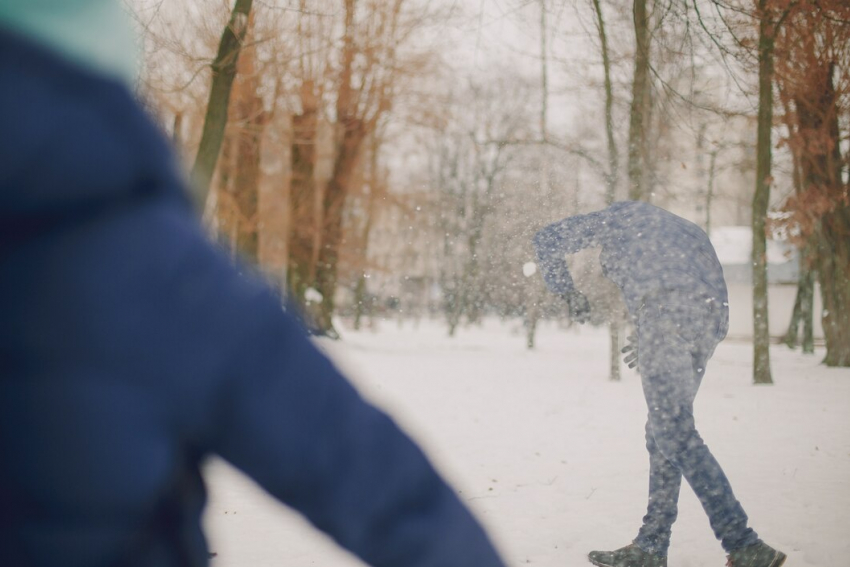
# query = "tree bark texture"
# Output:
<box><xmin>315</xmin><ymin>119</ymin><xmax>367</xmax><ymax>336</ymax></box>
<box><xmin>593</xmin><ymin>0</ymin><xmax>619</xmax><ymax>205</ymax></box>
<box><xmin>287</xmin><ymin>82</ymin><xmax>320</xmax><ymax>305</ymax></box>
<box><xmin>782</xmin><ymin>239</ymin><xmax>816</xmax><ymax>354</ymax></box>
<box><xmin>353</xmin><ymin>137</ymin><xmax>381</xmax><ymax>330</ymax></box>
<box><xmin>816</xmin><ymin>209</ymin><xmax>850</xmax><ymax>366</ymax></box>
<box><xmin>593</xmin><ymin>0</ymin><xmax>623</xmax><ymax>378</ymax></box>
<box><xmin>191</xmin><ymin>0</ymin><xmax>253</xmax><ymax>206</ymax></box>
<box><xmin>796</xmin><ymin>63</ymin><xmax>850</xmax><ymax>366</ymax></box>
<box><xmin>230</xmin><ymin>44</ymin><xmax>264</xmax><ymax>264</ymax></box>
<box><xmin>752</xmin><ymin>2</ymin><xmax>775</xmax><ymax>384</ymax></box>
<box><xmin>628</xmin><ymin>0</ymin><xmax>651</xmax><ymax>202</ymax></box>
<box><xmin>312</xmin><ymin>0</ymin><xmax>360</xmax><ymax>337</ymax></box>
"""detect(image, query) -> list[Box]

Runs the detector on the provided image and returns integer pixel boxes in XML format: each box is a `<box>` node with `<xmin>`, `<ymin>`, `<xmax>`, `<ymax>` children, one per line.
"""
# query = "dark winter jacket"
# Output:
<box><xmin>0</xmin><ymin>29</ymin><xmax>505</xmax><ymax>567</ymax></box>
<box><xmin>533</xmin><ymin>201</ymin><xmax>730</xmax><ymax>327</ymax></box>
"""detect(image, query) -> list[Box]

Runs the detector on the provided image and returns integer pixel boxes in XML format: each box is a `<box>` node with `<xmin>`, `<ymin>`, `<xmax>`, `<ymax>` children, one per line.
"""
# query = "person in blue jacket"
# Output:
<box><xmin>0</xmin><ymin>4</ymin><xmax>506</xmax><ymax>567</ymax></box>
<box><xmin>533</xmin><ymin>202</ymin><xmax>786</xmax><ymax>567</ymax></box>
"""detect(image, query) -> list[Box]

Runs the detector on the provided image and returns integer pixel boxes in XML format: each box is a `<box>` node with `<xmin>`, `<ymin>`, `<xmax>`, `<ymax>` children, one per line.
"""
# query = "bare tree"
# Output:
<box><xmin>591</xmin><ymin>0</ymin><xmax>627</xmax><ymax>381</ymax></box>
<box><xmin>628</xmin><ymin>0</ymin><xmax>653</xmax><ymax>201</ymax></box>
<box><xmin>217</xmin><ymin>19</ymin><xmax>270</xmax><ymax>263</ymax></box>
<box><xmin>777</xmin><ymin>91</ymin><xmax>815</xmax><ymax>354</ymax></box>
<box><xmin>776</xmin><ymin>1</ymin><xmax>850</xmax><ymax>366</ymax></box>
<box><xmin>304</xmin><ymin>0</ymin><xmax>442</xmax><ymax>335</ymax></box>
<box><xmin>351</xmin><ymin>133</ymin><xmax>387</xmax><ymax>330</ymax></box>
<box><xmin>286</xmin><ymin>0</ymin><xmax>335</xmax><ymax>306</ymax></box>
<box><xmin>191</xmin><ymin>0</ymin><xmax>254</xmax><ymax>205</ymax></box>
<box><xmin>750</xmin><ymin>0</ymin><xmax>784</xmax><ymax>384</ymax></box>
<box><xmin>426</xmin><ymin>71</ymin><xmax>537</xmax><ymax>336</ymax></box>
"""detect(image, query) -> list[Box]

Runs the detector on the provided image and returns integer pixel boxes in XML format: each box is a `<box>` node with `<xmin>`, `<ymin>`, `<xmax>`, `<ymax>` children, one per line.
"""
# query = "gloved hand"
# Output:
<box><xmin>621</xmin><ymin>334</ymin><xmax>639</xmax><ymax>369</ymax></box>
<box><xmin>563</xmin><ymin>291</ymin><xmax>591</xmax><ymax>324</ymax></box>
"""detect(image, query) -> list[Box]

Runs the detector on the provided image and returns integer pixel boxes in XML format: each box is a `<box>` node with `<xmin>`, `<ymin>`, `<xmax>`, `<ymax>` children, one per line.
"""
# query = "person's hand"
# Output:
<box><xmin>563</xmin><ymin>291</ymin><xmax>591</xmax><ymax>324</ymax></box>
<box><xmin>621</xmin><ymin>334</ymin><xmax>639</xmax><ymax>369</ymax></box>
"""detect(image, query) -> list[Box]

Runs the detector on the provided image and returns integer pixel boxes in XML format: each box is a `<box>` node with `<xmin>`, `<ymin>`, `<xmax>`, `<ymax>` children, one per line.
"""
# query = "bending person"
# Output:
<box><xmin>533</xmin><ymin>201</ymin><xmax>785</xmax><ymax>567</ymax></box>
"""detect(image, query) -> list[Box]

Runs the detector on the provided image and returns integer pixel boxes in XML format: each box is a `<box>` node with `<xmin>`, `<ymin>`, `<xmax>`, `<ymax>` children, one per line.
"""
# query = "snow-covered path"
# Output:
<box><xmin>203</xmin><ymin>319</ymin><xmax>850</xmax><ymax>567</ymax></box>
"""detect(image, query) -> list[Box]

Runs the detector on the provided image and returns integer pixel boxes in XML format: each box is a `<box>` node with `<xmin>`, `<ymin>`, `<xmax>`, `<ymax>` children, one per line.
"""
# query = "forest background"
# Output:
<box><xmin>129</xmin><ymin>0</ymin><xmax>850</xmax><ymax>381</ymax></box>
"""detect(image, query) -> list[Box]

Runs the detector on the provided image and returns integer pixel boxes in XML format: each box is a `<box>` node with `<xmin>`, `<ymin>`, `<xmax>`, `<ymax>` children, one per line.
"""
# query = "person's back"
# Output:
<box><xmin>0</xmin><ymin>19</ymin><xmax>505</xmax><ymax>567</ymax></box>
<box><xmin>534</xmin><ymin>200</ymin><xmax>729</xmax><ymax>320</ymax></box>
<box><xmin>597</xmin><ymin>201</ymin><xmax>727</xmax><ymax>308</ymax></box>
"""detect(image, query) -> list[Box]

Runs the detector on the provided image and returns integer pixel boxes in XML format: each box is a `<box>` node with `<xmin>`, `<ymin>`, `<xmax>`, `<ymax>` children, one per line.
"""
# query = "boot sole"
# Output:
<box><xmin>769</xmin><ymin>551</ymin><xmax>787</xmax><ymax>567</ymax></box>
<box><xmin>587</xmin><ymin>559</ymin><xmax>664</xmax><ymax>567</ymax></box>
<box><xmin>587</xmin><ymin>553</ymin><xmax>620</xmax><ymax>567</ymax></box>
<box><xmin>587</xmin><ymin>548</ymin><xmax>666</xmax><ymax>567</ymax></box>
<box><xmin>729</xmin><ymin>549</ymin><xmax>787</xmax><ymax>567</ymax></box>
<box><xmin>588</xmin><ymin>550</ymin><xmax>785</xmax><ymax>567</ymax></box>
<box><xmin>587</xmin><ymin>556</ymin><xmax>664</xmax><ymax>567</ymax></box>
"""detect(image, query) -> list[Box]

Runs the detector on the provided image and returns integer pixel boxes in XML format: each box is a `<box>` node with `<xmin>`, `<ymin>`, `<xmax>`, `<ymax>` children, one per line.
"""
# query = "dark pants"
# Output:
<box><xmin>632</xmin><ymin>296</ymin><xmax>759</xmax><ymax>556</ymax></box>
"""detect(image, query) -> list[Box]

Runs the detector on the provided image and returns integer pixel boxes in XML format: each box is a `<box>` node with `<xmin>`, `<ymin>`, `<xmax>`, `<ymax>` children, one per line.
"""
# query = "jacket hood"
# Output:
<box><xmin>0</xmin><ymin>0</ymin><xmax>138</xmax><ymax>85</ymax></box>
<box><xmin>0</xmin><ymin>29</ymin><xmax>184</xmax><ymax>221</ymax></box>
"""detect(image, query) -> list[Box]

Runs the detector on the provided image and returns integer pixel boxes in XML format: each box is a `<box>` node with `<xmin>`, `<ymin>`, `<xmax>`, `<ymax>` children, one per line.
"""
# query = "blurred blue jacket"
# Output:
<box><xmin>0</xmin><ymin>29</ymin><xmax>505</xmax><ymax>567</ymax></box>
<box><xmin>533</xmin><ymin>201</ymin><xmax>730</xmax><ymax>324</ymax></box>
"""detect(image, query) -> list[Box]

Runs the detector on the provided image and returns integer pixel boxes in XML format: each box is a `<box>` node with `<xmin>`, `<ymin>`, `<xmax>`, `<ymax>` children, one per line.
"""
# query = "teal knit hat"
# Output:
<box><xmin>0</xmin><ymin>0</ymin><xmax>138</xmax><ymax>84</ymax></box>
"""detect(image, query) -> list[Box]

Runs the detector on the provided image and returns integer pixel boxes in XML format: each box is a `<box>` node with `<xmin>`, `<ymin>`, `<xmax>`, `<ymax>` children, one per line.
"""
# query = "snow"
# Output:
<box><xmin>203</xmin><ymin>319</ymin><xmax>850</xmax><ymax>567</ymax></box>
<box><xmin>304</xmin><ymin>287</ymin><xmax>323</xmax><ymax>303</ymax></box>
<box><xmin>523</xmin><ymin>262</ymin><xmax>538</xmax><ymax>277</ymax></box>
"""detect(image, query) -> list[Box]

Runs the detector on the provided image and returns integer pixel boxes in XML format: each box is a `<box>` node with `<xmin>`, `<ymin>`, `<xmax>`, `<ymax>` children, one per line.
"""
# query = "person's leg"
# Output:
<box><xmin>632</xmin><ymin>419</ymin><xmax>683</xmax><ymax>556</ymax></box>
<box><xmin>638</xmin><ymin>302</ymin><xmax>759</xmax><ymax>553</ymax></box>
<box><xmin>634</xmin><ymin>316</ymin><xmax>721</xmax><ymax>554</ymax></box>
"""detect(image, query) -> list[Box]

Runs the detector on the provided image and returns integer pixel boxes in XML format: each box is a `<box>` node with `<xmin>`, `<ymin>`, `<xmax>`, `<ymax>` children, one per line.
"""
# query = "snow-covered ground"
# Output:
<box><xmin>203</xmin><ymin>319</ymin><xmax>850</xmax><ymax>567</ymax></box>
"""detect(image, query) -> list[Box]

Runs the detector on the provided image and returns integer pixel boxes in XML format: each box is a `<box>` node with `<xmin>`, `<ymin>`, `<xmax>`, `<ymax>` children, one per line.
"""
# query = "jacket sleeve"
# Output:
<box><xmin>532</xmin><ymin>210</ymin><xmax>607</xmax><ymax>296</ymax></box>
<box><xmin>156</xmin><ymin>212</ymin><xmax>506</xmax><ymax>567</ymax></box>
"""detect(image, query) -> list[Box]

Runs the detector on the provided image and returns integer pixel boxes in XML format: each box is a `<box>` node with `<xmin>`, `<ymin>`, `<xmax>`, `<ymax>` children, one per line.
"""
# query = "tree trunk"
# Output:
<box><xmin>778</xmin><ymin>77</ymin><xmax>811</xmax><ymax>353</ymax></box>
<box><xmin>191</xmin><ymin>0</ymin><xmax>253</xmax><ymax>207</ymax></box>
<box><xmin>314</xmin><ymin>121</ymin><xmax>365</xmax><ymax>337</ymax></box>
<box><xmin>464</xmin><ymin>167</ymin><xmax>499</xmax><ymax>326</ymax></box>
<box><xmin>812</xmin><ymin>64</ymin><xmax>850</xmax><ymax>366</ymax></box>
<box><xmin>628</xmin><ymin>0</ymin><xmax>651</xmax><ymax>202</ymax></box>
<box><xmin>447</xmin><ymin>293</ymin><xmax>461</xmax><ymax>337</ymax></box>
<box><xmin>591</xmin><ymin>0</ymin><xmax>623</xmax><ymax>379</ymax></box>
<box><xmin>752</xmin><ymin>3</ymin><xmax>775</xmax><ymax>385</ymax></box>
<box><xmin>215</xmin><ymin>130</ymin><xmax>237</xmax><ymax>252</ymax></box>
<box><xmin>231</xmin><ymin>118</ymin><xmax>263</xmax><ymax>262</ymax></box>
<box><xmin>230</xmin><ymin>40</ymin><xmax>264</xmax><ymax>264</ymax></box>
<box><xmin>525</xmin><ymin>0</ymin><xmax>551</xmax><ymax>350</ymax></box>
<box><xmin>601</xmin><ymin>4</ymin><xmax>625</xmax><ymax>380</ymax></box>
<box><xmin>821</xmin><ymin>65</ymin><xmax>850</xmax><ymax>367</ymax></box>
<box><xmin>353</xmin><ymin>138</ymin><xmax>381</xmax><ymax>331</ymax></box>
<box><xmin>817</xmin><ymin>210</ymin><xmax>850</xmax><ymax>366</ymax></box>
<box><xmin>791</xmin><ymin>60</ymin><xmax>850</xmax><ymax>366</ymax></box>
<box><xmin>783</xmin><ymin>237</ymin><xmax>815</xmax><ymax>354</ymax></box>
<box><xmin>525</xmin><ymin>280</ymin><xmax>542</xmax><ymax>349</ymax></box>
<box><xmin>783</xmin><ymin>275</ymin><xmax>802</xmax><ymax>349</ymax></box>
<box><xmin>706</xmin><ymin>149</ymin><xmax>718</xmax><ymax>237</ymax></box>
<box><xmin>353</xmin><ymin>273</ymin><xmax>368</xmax><ymax>331</ymax></box>
<box><xmin>312</xmin><ymin>0</ymin><xmax>361</xmax><ymax>338</ymax></box>
<box><xmin>287</xmin><ymin>83</ymin><xmax>320</xmax><ymax>305</ymax></box>
<box><xmin>539</xmin><ymin>0</ymin><xmax>549</xmax><ymax>141</ymax></box>
<box><xmin>609</xmin><ymin>324</ymin><xmax>621</xmax><ymax>382</ymax></box>
<box><xmin>592</xmin><ymin>0</ymin><xmax>619</xmax><ymax>205</ymax></box>
<box><xmin>801</xmin><ymin>269</ymin><xmax>815</xmax><ymax>354</ymax></box>
<box><xmin>441</xmin><ymin>204</ymin><xmax>463</xmax><ymax>338</ymax></box>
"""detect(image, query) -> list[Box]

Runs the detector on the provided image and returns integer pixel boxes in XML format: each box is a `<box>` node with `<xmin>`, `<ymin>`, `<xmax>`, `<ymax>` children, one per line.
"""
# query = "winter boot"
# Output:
<box><xmin>588</xmin><ymin>543</ymin><xmax>667</xmax><ymax>567</ymax></box>
<box><xmin>726</xmin><ymin>542</ymin><xmax>786</xmax><ymax>567</ymax></box>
